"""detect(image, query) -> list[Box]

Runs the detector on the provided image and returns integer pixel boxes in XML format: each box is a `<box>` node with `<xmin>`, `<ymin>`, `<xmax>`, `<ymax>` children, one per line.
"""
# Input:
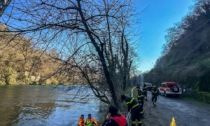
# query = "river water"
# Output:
<box><xmin>0</xmin><ymin>85</ymin><xmax>102</xmax><ymax>126</ymax></box>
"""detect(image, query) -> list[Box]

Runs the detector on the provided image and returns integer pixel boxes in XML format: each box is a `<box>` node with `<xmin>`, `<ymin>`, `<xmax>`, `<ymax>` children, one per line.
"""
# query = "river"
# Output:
<box><xmin>0</xmin><ymin>85</ymin><xmax>102</xmax><ymax>126</ymax></box>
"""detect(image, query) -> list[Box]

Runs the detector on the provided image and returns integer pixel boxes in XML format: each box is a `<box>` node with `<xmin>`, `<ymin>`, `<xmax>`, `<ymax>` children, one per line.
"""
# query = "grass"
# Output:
<box><xmin>193</xmin><ymin>91</ymin><xmax>210</xmax><ymax>104</ymax></box>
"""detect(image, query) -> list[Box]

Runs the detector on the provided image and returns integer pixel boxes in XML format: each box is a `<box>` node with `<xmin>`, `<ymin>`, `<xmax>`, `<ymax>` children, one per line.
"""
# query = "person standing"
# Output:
<box><xmin>143</xmin><ymin>84</ymin><xmax>148</xmax><ymax>101</ymax></box>
<box><xmin>151</xmin><ymin>86</ymin><xmax>159</xmax><ymax>107</ymax></box>
<box><xmin>137</xmin><ymin>86</ymin><xmax>144</xmax><ymax>119</ymax></box>
<box><xmin>85</xmin><ymin>114</ymin><xmax>98</xmax><ymax>126</ymax></box>
<box><xmin>102</xmin><ymin>105</ymin><xmax>127</xmax><ymax>126</ymax></box>
<box><xmin>78</xmin><ymin>115</ymin><xmax>86</xmax><ymax>126</ymax></box>
<box><xmin>121</xmin><ymin>94</ymin><xmax>142</xmax><ymax>126</ymax></box>
<box><xmin>137</xmin><ymin>86</ymin><xmax>144</xmax><ymax>106</ymax></box>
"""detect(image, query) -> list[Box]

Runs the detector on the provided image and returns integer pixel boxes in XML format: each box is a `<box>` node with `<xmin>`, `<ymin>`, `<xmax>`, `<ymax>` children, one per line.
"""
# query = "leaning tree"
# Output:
<box><xmin>0</xmin><ymin>0</ymin><xmax>139</xmax><ymax>107</ymax></box>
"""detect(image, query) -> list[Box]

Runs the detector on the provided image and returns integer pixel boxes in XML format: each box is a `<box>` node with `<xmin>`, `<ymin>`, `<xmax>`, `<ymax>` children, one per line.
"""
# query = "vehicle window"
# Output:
<box><xmin>168</xmin><ymin>85</ymin><xmax>173</xmax><ymax>88</ymax></box>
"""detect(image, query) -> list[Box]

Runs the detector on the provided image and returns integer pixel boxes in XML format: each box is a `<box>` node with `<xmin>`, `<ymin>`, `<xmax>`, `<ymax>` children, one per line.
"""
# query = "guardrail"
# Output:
<box><xmin>126</xmin><ymin>111</ymin><xmax>131</xmax><ymax>126</ymax></box>
<box><xmin>131</xmin><ymin>86</ymin><xmax>136</xmax><ymax>97</ymax></box>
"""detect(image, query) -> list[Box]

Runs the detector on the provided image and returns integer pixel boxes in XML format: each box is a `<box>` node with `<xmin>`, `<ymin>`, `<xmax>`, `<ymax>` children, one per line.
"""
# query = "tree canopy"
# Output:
<box><xmin>0</xmin><ymin>0</ymin><xmax>140</xmax><ymax>107</ymax></box>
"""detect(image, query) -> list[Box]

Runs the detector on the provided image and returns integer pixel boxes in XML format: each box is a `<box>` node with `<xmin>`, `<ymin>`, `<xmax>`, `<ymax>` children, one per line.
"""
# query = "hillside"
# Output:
<box><xmin>0</xmin><ymin>24</ymin><xmax>82</xmax><ymax>85</ymax></box>
<box><xmin>144</xmin><ymin>0</ymin><xmax>210</xmax><ymax>92</ymax></box>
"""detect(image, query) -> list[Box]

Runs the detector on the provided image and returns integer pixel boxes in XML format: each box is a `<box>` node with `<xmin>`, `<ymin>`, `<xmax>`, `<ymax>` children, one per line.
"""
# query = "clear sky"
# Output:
<box><xmin>134</xmin><ymin>0</ymin><xmax>195</xmax><ymax>73</ymax></box>
<box><xmin>1</xmin><ymin>0</ymin><xmax>195</xmax><ymax>73</ymax></box>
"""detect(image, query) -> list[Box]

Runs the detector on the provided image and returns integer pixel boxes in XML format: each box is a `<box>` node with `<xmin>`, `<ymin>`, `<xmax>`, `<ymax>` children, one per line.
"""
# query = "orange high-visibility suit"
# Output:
<box><xmin>78</xmin><ymin>117</ymin><xmax>86</xmax><ymax>126</ymax></box>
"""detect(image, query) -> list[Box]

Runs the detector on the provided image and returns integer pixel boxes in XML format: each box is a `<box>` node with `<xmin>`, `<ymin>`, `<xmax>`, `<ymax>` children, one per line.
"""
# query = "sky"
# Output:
<box><xmin>134</xmin><ymin>0</ymin><xmax>195</xmax><ymax>73</ymax></box>
<box><xmin>1</xmin><ymin>0</ymin><xmax>195</xmax><ymax>73</ymax></box>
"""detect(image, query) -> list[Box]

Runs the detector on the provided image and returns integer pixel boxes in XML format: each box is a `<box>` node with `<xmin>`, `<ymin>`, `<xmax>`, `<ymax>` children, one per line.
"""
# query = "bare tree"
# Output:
<box><xmin>0</xmin><ymin>0</ymin><xmax>139</xmax><ymax>107</ymax></box>
<box><xmin>0</xmin><ymin>0</ymin><xmax>11</xmax><ymax>16</ymax></box>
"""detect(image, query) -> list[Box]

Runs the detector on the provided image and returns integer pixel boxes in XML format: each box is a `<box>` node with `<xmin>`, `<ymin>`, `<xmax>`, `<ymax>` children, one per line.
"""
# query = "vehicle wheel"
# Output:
<box><xmin>172</xmin><ymin>86</ymin><xmax>179</xmax><ymax>92</ymax></box>
<box><xmin>164</xmin><ymin>91</ymin><xmax>167</xmax><ymax>97</ymax></box>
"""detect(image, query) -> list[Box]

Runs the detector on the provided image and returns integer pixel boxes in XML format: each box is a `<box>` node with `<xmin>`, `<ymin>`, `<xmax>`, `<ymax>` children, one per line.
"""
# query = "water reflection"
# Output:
<box><xmin>0</xmin><ymin>85</ymin><xmax>100</xmax><ymax>126</ymax></box>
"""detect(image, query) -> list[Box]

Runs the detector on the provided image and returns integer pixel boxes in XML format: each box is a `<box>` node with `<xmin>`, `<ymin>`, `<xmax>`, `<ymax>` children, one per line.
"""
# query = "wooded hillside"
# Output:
<box><xmin>144</xmin><ymin>0</ymin><xmax>210</xmax><ymax>92</ymax></box>
<box><xmin>0</xmin><ymin>24</ymin><xmax>82</xmax><ymax>85</ymax></box>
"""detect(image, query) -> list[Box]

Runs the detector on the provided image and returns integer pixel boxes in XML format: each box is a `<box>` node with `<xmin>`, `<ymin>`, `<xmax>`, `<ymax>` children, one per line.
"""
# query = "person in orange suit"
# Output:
<box><xmin>78</xmin><ymin>115</ymin><xmax>86</xmax><ymax>126</ymax></box>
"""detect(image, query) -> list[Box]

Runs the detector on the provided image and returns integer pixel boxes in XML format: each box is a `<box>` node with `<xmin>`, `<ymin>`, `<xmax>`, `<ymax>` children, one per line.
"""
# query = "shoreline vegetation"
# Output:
<box><xmin>1</xmin><ymin>84</ymin><xmax>209</xmax><ymax>104</ymax></box>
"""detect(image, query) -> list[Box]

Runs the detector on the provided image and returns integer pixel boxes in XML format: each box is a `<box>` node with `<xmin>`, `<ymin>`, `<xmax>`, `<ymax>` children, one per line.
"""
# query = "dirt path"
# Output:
<box><xmin>143</xmin><ymin>92</ymin><xmax>210</xmax><ymax>126</ymax></box>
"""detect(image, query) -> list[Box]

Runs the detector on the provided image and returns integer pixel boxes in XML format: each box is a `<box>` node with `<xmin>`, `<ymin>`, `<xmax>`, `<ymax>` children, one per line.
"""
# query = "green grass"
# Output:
<box><xmin>193</xmin><ymin>91</ymin><xmax>210</xmax><ymax>104</ymax></box>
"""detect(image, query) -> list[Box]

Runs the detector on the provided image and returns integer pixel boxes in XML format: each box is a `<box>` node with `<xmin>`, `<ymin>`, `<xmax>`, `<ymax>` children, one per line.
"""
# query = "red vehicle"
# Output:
<box><xmin>158</xmin><ymin>82</ymin><xmax>182</xmax><ymax>97</ymax></box>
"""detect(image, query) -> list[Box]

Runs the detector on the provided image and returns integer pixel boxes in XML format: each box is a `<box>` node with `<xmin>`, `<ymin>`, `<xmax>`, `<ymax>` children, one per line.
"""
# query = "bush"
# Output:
<box><xmin>193</xmin><ymin>91</ymin><xmax>210</xmax><ymax>104</ymax></box>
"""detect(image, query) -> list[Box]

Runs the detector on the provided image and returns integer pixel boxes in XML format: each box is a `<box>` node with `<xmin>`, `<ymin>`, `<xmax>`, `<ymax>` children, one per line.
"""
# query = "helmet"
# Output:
<box><xmin>121</xmin><ymin>95</ymin><xmax>126</xmax><ymax>100</ymax></box>
<box><xmin>109</xmin><ymin>105</ymin><xmax>118</xmax><ymax>115</ymax></box>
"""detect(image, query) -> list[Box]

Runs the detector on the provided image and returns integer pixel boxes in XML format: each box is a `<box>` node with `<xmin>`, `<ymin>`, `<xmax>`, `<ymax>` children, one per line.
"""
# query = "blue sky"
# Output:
<box><xmin>134</xmin><ymin>0</ymin><xmax>195</xmax><ymax>73</ymax></box>
<box><xmin>1</xmin><ymin>0</ymin><xmax>195</xmax><ymax>73</ymax></box>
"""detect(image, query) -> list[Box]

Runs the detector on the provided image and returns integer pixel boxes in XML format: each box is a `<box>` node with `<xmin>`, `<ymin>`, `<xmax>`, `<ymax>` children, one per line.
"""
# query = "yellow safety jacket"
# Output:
<box><xmin>124</xmin><ymin>96</ymin><xmax>139</xmax><ymax>112</ymax></box>
<box><xmin>85</xmin><ymin>118</ymin><xmax>98</xmax><ymax>126</ymax></box>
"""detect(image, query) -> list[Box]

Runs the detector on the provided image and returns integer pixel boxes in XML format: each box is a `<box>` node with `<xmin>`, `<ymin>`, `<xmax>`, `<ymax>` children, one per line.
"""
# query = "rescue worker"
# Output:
<box><xmin>102</xmin><ymin>105</ymin><xmax>127</xmax><ymax>126</ymax></box>
<box><xmin>143</xmin><ymin>84</ymin><xmax>148</xmax><ymax>101</ymax></box>
<box><xmin>85</xmin><ymin>114</ymin><xmax>98</xmax><ymax>126</ymax></box>
<box><xmin>121</xmin><ymin>94</ymin><xmax>142</xmax><ymax>126</ymax></box>
<box><xmin>78</xmin><ymin>115</ymin><xmax>86</xmax><ymax>126</ymax></box>
<box><xmin>137</xmin><ymin>86</ymin><xmax>144</xmax><ymax>106</ymax></box>
<box><xmin>137</xmin><ymin>86</ymin><xmax>144</xmax><ymax>119</ymax></box>
<box><xmin>151</xmin><ymin>85</ymin><xmax>159</xmax><ymax>107</ymax></box>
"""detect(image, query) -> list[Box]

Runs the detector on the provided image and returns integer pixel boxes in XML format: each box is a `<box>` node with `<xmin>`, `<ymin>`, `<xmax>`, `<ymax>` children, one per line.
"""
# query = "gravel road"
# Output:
<box><xmin>143</xmin><ymin>92</ymin><xmax>210</xmax><ymax>126</ymax></box>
